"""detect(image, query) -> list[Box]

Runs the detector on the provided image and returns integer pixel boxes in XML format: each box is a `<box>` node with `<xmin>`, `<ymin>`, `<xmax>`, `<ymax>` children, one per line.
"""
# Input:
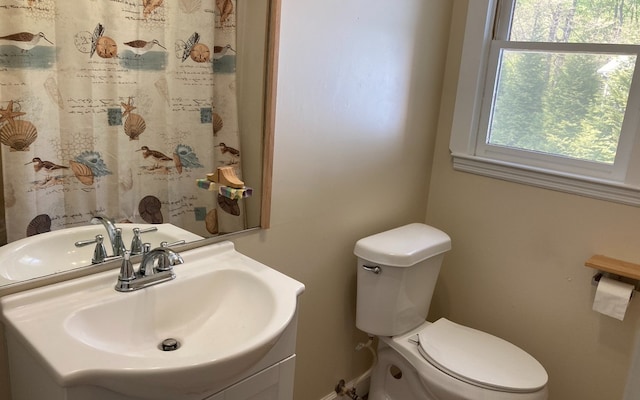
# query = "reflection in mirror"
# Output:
<box><xmin>0</xmin><ymin>0</ymin><xmax>278</xmax><ymax>288</ymax></box>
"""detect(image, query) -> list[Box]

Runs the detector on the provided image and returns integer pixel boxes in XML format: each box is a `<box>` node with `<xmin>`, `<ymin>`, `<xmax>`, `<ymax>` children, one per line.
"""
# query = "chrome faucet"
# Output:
<box><xmin>90</xmin><ymin>215</ymin><xmax>119</xmax><ymax>255</ymax></box>
<box><xmin>140</xmin><ymin>246</ymin><xmax>184</xmax><ymax>274</ymax></box>
<box><xmin>76</xmin><ymin>220</ymin><xmax>161</xmax><ymax>263</ymax></box>
<box><xmin>115</xmin><ymin>246</ymin><xmax>184</xmax><ymax>292</ymax></box>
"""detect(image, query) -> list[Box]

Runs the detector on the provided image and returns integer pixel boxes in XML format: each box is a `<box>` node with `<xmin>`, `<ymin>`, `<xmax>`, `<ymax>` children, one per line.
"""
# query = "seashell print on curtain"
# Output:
<box><xmin>0</xmin><ymin>0</ymin><xmax>246</xmax><ymax>242</ymax></box>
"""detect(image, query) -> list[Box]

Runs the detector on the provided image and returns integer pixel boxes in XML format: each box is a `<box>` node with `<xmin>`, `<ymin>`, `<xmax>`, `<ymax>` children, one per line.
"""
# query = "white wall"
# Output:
<box><xmin>426</xmin><ymin>1</ymin><xmax>640</xmax><ymax>399</ymax></box>
<box><xmin>232</xmin><ymin>0</ymin><xmax>451</xmax><ymax>398</ymax></box>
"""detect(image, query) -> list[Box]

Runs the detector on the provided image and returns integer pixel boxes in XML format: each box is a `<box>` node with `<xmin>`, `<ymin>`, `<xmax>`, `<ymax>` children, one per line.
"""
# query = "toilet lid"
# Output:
<box><xmin>417</xmin><ymin>318</ymin><xmax>548</xmax><ymax>393</ymax></box>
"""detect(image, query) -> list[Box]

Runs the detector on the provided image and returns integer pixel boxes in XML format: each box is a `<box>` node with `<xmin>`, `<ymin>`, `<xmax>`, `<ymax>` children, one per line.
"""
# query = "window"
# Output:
<box><xmin>450</xmin><ymin>0</ymin><xmax>640</xmax><ymax>205</ymax></box>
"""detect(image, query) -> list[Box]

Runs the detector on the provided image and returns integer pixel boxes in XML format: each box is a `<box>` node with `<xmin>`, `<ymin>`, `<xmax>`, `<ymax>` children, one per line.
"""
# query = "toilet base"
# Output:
<box><xmin>369</xmin><ymin>346</ymin><xmax>439</xmax><ymax>400</ymax></box>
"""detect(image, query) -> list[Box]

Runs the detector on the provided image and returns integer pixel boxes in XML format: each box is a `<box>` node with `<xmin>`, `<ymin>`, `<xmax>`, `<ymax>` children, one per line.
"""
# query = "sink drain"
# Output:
<box><xmin>159</xmin><ymin>338</ymin><xmax>180</xmax><ymax>351</ymax></box>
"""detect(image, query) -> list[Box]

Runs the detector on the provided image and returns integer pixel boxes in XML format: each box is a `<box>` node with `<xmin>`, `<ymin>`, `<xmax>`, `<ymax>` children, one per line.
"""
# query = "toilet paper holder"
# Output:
<box><xmin>591</xmin><ymin>272</ymin><xmax>638</xmax><ymax>298</ymax></box>
<box><xmin>585</xmin><ymin>254</ymin><xmax>640</xmax><ymax>296</ymax></box>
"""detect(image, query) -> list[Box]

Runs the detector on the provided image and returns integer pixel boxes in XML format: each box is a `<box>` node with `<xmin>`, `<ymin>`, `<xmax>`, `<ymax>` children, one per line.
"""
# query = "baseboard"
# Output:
<box><xmin>319</xmin><ymin>375</ymin><xmax>370</xmax><ymax>400</ymax></box>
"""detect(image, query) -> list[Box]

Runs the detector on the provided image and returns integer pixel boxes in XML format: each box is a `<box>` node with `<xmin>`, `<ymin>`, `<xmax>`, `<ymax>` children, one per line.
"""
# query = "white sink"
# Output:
<box><xmin>0</xmin><ymin>241</ymin><xmax>305</xmax><ymax>399</ymax></box>
<box><xmin>0</xmin><ymin>242</ymin><xmax>304</xmax><ymax>400</ymax></box>
<box><xmin>0</xmin><ymin>223</ymin><xmax>204</xmax><ymax>284</ymax></box>
<box><xmin>65</xmin><ymin>269</ymin><xmax>276</xmax><ymax>356</ymax></box>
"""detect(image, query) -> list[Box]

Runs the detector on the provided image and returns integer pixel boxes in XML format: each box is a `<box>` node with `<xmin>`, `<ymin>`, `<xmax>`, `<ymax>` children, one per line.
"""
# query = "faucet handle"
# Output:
<box><xmin>113</xmin><ymin>228</ymin><xmax>126</xmax><ymax>256</ymax></box>
<box><xmin>130</xmin><ymin>227</ymin><xmax>159</xmax><ymax>255</ymax></box>
<box><xmin>75</xmin><ymin>235</ymin><xmax>100</xmax><ymax>247</ymax></box>
<box><xmin>160</xmin><ymin>240</ymin><xmax>186</xmax><ymax>248</ymax></box>
<box><xmin>75</xmin><ymin>235</ymin><xmax>109</xmax><ymax>264</ymax></box>
<box><xmin>130</xmin><ymin>228</ymin><xmax>143</xmax><ymax>255</ymax></box>
<box><xmin>139</xmin><ymin>226</ymin><xmax>159</xmax><ymax>234</ymax></box>
<box><xmin>117</xmin><ymin>251</ymin><xmax>135</xmax><ymax>282</ymax></box>
<box><xmin>75</xmin><ymin>235</ymin><xmax>121</xmax><ymax>264</ymax></box>
<box><xmin>91</xmin><ymin>235</ymin><xmax>109</xmax><ymax>264</ymax></box>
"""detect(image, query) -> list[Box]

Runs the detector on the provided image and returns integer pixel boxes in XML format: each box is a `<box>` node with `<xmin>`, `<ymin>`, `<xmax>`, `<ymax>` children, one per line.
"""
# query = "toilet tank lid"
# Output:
<box><xmin>354</xmin><ymin>223</ymin><xmax>451</xmax><ymax>267</ymax></box>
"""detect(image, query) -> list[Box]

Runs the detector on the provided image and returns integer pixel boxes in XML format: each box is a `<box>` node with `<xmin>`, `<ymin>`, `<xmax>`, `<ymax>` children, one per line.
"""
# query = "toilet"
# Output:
<box><xmin>354</xmin><ymin>223</ymin><xmax>548</xmax><ymax>400</ymax></box>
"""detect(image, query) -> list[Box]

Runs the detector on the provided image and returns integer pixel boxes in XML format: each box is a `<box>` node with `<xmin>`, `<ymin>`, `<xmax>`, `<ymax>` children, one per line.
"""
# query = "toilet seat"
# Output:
<box><xmin>417</xmin><ymin>318</ymin><xmax>548</xmax><ymax>393</ymax></box>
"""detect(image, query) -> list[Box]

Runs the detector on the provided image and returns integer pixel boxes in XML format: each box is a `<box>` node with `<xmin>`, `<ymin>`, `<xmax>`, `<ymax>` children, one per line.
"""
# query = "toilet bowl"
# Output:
<box><xmin>370</xmin><ymin>321</ymin><xmax>548</xmax><ymax>400</ymax></box>
<box><xmin>354</xmin><ymin>224</ymin><xmax>548</xmax><ymax>400</ymax></box>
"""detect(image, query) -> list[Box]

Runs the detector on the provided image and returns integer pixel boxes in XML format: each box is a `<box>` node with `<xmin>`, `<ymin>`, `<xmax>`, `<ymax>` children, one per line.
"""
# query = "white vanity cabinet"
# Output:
<box><xmin>1</xmin><ymin>242</ymin><xmax>305</xmax><ymax>400</ymax></box>
<box><xmin>5</xmin><ymin>315</ymin><xmax>299</xmax><ymax>400</ymax></box>
<box><xmin>205</xmin><ymin>356</ymin><xmax>295</xmax><ymax>400</ymax></box>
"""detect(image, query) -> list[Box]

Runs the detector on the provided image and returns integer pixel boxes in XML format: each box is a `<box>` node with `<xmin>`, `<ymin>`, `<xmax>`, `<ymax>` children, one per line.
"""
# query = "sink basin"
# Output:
<box><xmin>65</xmin><ymin>269</ymin><xmax>275</xmax><ymax>356</ymax></box>
<box><xmin>0</xmin><ymin>241</ymin><xmax>304</xmax><ymax>399</ymax></box>
<box><xmin>0</xmin><ymin>223</ymin><xmax>204</xmax><ymax>284</ymax></box>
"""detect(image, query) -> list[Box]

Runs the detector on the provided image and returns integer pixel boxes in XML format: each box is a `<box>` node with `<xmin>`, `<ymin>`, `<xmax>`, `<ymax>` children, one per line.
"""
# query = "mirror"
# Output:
<box><xmin>0</xmin><ymin>0</ymin><xmax>279</xmax><ymax>290</ymax></box>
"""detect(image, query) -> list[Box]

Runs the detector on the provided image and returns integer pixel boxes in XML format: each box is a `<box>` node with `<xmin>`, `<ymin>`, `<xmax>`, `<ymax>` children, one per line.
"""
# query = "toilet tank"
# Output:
<box><xmin>354</xmin><ymin>223</ymin><xmax>451</xmax><ymax>337</ymax></box>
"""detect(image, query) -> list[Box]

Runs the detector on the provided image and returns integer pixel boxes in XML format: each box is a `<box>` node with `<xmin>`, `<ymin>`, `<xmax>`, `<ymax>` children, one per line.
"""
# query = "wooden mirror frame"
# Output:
<box><xmin>260</xmin><ymin>0</ymin><xmax>280</xmax><ymax>229</ymax></box>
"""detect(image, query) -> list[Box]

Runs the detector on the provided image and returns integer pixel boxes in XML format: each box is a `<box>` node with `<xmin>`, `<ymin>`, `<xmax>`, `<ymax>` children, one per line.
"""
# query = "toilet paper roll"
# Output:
<box><xmin>593</xmin><ymin>276</ymin><xmax>634</xmax><ymax>321</ymax></box>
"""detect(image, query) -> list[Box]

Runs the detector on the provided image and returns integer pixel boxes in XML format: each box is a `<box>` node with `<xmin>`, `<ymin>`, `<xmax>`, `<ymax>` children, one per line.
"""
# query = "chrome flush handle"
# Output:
<box><xmin>362</xmin><ymin>265</ymin><xmax>381</xmax><ymax>274</ymax></box>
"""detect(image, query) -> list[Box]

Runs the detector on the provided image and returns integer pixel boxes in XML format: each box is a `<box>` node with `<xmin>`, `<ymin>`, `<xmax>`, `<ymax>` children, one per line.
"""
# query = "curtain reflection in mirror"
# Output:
<box><xmin>0</xmin><ymin>0</ymin><xmax>247</xmax><ymax>243</ymax></box>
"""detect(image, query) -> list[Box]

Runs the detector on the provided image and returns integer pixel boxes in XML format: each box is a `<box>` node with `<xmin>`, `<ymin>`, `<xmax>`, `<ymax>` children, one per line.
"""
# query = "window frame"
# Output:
<box><xmin>450</xmin><ymin>0</ymin><xmax>640</xmax><ymax>206</ymax></box>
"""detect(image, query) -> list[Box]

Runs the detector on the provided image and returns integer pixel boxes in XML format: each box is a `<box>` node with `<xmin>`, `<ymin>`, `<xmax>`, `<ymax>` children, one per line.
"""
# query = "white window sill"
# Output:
<box><xmin>451</xmin><ymin>153</ymin><xmax>640</xmax><ymax>206</ymax></box>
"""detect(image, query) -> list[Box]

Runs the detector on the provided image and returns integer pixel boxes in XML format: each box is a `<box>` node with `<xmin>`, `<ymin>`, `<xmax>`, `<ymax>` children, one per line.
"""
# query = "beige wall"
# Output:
<box><xmin>10</xmin><ymin>1</ymin><xmax>635</xmax><ymax>399</ymax></box>
<box><xmin>426</xmin><ymin>1</ymin><xmax>640</xmax><ymax>399</ymax></box>
<box><xmin>0</xmin><ymin>1</ymin><xmax>451</xmax><ymax>400</ymax></box>
<box><xmin>232</xmin><ymin>1</ymin><xmax>451</xmax><ymax>398</ymax></box>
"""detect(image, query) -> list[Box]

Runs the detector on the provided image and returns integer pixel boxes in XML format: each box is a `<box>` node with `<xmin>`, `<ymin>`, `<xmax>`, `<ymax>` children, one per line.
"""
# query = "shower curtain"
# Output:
<box><xmin>0</xmin><ymin>0</ymin><xmax>246</xmax><ymax>242</ymax></box>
